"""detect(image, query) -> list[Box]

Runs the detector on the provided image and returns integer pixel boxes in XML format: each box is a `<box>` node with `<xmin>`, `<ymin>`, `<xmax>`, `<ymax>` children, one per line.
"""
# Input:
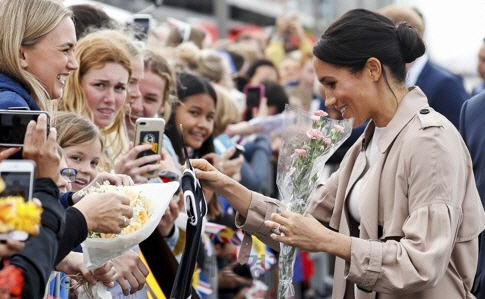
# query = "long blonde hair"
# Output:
<box><xmin>213</xmin><ymin>84</ymin><xmax>241</xmax><ymax>137</ymax></box>
<box><xmin>59</xmin><ymin>33</ymin><xmax>132</xmax><ymax>170</ymax></box>
<box><xmin>0</xmin><ymin>0</ymin><xmax>71</xmax><ymax>110</ymax></box>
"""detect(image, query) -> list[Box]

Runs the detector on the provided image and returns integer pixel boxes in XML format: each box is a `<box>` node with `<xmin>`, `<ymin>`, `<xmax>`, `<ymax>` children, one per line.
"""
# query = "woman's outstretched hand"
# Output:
<box><xmin>264</xmin><ymin>210</ymin><xmax>351</xmax><ymax>261</ymax></box>
<box><xmin>190</xmin><ymin>158</ymin><xmax>252</xmax><ymax>218</ymax></box>
<box><xmin>188</xmin><ymin>159</ymin><xmax>227</xmax><ymax>192</ymax></box>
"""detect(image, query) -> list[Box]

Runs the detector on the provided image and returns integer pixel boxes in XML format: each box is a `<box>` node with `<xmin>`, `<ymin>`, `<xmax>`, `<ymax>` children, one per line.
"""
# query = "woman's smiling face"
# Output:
<box><xmin>174</xmin><ymin>93</ymin><xmax>215</xmax><ymax>150</ymax></box>
<box><xmin>313</xmin><ymin>57</ymin><xmax>378</xmax><ymax>128</ymax></box>
<box><xmin>20</xmin><ymin>17</ymin><xmax>78</xmax><ymax>99</ymax></box>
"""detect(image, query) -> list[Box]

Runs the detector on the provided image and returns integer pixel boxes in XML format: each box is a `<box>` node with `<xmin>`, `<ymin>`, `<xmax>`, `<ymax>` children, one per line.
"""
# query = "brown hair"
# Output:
<box><xmin>144</xmin><ymin>48</ymin><xmax>175</xmax><ymax>122</ymax></box>
<box><xmin>55</xmin><ymin>111</ymin><xmax>104</xmax><ymax>151</ymax></box>
<box><xmin>167</xmin><ymin>26</ymin><xmax>206</xmax><ymax>49</ymax></box>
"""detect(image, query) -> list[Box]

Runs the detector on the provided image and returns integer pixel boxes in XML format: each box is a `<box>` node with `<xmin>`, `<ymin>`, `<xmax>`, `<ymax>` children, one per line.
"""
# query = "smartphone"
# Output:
<box><xmin>0</xmin><ymin>160</ymin><xmax>36</xmax><ymax>201</ymax></box>
<box><xmin>214</xmin><ymin>134</ymin><xmax>244</xmax><ymax>159</ymax></box>
<box><xmin>0</xmin><ymin>160</ymin><xmax>36</xmax><ymax>240</ymax></box>
<box><xmin>243</xmin><ymin>84</ymin><xmax>265</xmax><ymax>121</ymax></box>
<box><xmin>0</xmin><ymin>110</ymin><xmax>50</xmax><ymax>147</ymax></box>
<box><xmin>133</xmin><ymin>14</ymin><xmax>152</xmax><ymax>40</ymax></box>
<box><xmin>134</xmin><ymin>118</ymin><xmax>165</xmax><ymax>178</ymax></box>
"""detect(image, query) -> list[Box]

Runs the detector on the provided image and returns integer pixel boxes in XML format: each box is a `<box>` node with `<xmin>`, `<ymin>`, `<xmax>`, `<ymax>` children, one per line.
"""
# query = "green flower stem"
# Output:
<box><xmin>277</xmin><ymin>113</ymin><xmax>350</xmax><ymax>298</ymax></box>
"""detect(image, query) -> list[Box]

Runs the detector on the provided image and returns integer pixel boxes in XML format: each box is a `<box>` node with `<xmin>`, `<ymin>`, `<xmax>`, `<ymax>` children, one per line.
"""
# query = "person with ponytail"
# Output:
<box><xmin>190</xmin><ymin>9</ymin><xmax>485</xmax><ymax>299</ymax></box>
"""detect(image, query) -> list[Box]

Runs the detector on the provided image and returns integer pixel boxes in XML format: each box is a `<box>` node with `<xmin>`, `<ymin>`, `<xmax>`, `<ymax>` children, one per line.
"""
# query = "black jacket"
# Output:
<box><xmin>9</xmin><ymin>178</ymin><xmax>65</xmax><ymax>299</ymax></box>
<box><xmin>54</xmin><ymin>206</ymin><xmax>88</xmax><ymax>265</ymax></box>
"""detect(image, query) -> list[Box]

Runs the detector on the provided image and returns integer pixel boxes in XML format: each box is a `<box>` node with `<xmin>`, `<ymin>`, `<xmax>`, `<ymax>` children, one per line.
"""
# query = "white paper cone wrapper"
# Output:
<box><xmin>81</xmin><ymin>182</ymin><xmax>179</xmax><ymax>270</ymax></box>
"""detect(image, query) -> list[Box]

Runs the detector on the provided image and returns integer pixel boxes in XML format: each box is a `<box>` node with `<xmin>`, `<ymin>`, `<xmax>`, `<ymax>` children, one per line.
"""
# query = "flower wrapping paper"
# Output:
<box><xmin>276</xmin><ymin>105</ymin><xmax>353</xmax><ymax>298</ymax></box>
<box><xmin>79</xmin><ymin>182</ymin><xmax>179</xmax><ymax>299</ymax></box>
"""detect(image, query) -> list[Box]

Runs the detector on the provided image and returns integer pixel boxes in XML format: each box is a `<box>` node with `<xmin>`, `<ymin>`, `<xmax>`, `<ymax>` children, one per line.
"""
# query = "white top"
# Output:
<box><xmin>406</xmin><ymin>53</ymin><xmax>428</xmax><ymax>87</ymax></box>
<box><xmin>347</xmin><ymin>126</ymin><xmax>384</xmax><ymax>223</ymax></box>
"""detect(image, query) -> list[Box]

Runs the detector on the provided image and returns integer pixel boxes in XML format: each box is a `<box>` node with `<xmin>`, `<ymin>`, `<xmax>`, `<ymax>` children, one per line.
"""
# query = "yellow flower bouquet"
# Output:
<box><xmin>78</xmin><ymin>181</ymin><xmax>179</xmax><ymax>299</ymax></box>
<box><xmin>85</xmin><ymin>185</ymin><xmax>151</xmax><ymax>239</ymax></box>
<box><xmin>0</xmin><ymin>178</ymin><xmax>42</xmax><ymax>240</ymax></box>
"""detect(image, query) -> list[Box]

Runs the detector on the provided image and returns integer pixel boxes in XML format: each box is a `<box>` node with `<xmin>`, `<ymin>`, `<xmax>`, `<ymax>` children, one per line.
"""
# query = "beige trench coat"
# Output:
<box><xmin>235</xmin><ymin>87</ymin><xmax>485</xmax><ymax>299</ymax></box>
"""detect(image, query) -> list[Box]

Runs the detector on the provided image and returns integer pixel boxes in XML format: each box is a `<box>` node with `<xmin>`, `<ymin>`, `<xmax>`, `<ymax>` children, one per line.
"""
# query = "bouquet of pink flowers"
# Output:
<box><xmin>276</xmin><ymin>105</ymin><xmax>353</xmax><ymax>298</ymax></box>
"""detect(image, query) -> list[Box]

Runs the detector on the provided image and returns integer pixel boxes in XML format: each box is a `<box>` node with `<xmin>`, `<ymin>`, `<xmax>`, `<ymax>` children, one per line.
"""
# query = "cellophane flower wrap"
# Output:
<box><xmin>276</xmin><ymin>105</ymin><xmax>353</xmax><ymax>298</ymax></box>
<box><xmin>77</xmin><ymin>182</ymin><xmax>179</xmax><ymax>299</ymax></box>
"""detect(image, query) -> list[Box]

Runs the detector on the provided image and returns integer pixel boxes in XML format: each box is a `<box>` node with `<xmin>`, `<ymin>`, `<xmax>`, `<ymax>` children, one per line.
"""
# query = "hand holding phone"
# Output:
<box><xmin>214</xmin><ymin>134</ymin><xmax>244</xmax><ymax>159</ymax></box>
<box><xmin>0</xmin><ymin>110</ymin><xmax>50</xmax><ymax>159</ymax></box>
<box><xmin>22</xmin><ymin>113</ymin><xmax>60</xmax><ymax>182</ymax></box>
<box><xmin>219</xmin><ymin>147</ymin><xmax>244</xmax><ymax>180</ymax></box>
<box><xmin>114</xmin><ymin>143</ymin><xmax>163</xmax><ymax>184</ymax></box>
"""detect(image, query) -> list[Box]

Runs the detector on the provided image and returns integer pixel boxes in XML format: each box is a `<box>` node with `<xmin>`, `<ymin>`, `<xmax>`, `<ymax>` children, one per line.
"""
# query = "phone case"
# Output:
<box><xmin>134</xmin><ymin>118</ymin><xmax>165</xmax><ymax>178</ymax></box>
<box><xmin>243</xmin><ymin>84</ymin><xmax>265</xmax><ymax>120</ymax></box>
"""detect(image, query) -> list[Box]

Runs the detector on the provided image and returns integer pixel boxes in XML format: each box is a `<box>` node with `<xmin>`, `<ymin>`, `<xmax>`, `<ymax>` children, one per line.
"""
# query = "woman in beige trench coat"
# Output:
<box><xmin>190</xmin><ymin>9</ymin><xmax>485</xmax><ymax>299</ymax></box>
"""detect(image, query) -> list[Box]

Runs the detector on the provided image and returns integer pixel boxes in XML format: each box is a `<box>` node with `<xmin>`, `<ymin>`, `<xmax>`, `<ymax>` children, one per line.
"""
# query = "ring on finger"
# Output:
<box><xmin>271</xmin><ymin>224</ymin><xmax>282</xmax><ymax>235</ymax></box>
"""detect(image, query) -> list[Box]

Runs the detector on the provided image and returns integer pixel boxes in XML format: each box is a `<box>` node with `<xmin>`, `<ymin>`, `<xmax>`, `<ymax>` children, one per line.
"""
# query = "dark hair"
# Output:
<box><xmin>262</xmin><ymin>80</ymin><xmax>289</xmax><ymax>114</ymax></box>
<box><xmin>166</xmin><ymin>72</ymin><xmax>217</xmax><ymax>164</ymax></box>
<box><xmin>245</xmin><ymin>59</ymin><xmax>279</xmax><ymax>80</ymax></box>
<box><xmin>71</xmin><ymin>4</ymin><xmax>115</xmax><ymax>39</ymax></box>
<box><xmin>175</xmin><ymin>72</ymin><xmax>217</xmax><ymax>103</ymax></box>
<box><xmin>313</xmin><ymin>9</ymin><xmax>425</xmax><ymax>83</ymax></box>
<box><xmin>227</xmin><ymin>50</ymin><xmax>245</xmax><ymax>72</ymax></box>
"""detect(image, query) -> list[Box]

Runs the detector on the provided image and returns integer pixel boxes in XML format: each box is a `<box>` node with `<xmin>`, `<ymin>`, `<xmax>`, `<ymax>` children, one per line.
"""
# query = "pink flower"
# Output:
<box><xmin>323</xmin><ymin>137</ymin><xmax>332</xmax><ymax>146</ymax></box>
<box><xmin>306</xmin><ymin>128</ymin><xmax>323</xmax><ymax>140</ymax></box>
<box><xmin>294</xmin><ymin>149</ymin><xmax>306</xmax><ymax>156</ymax></box>
<box><xmin>291</xmin><ymin>148</ymin><xmax>307</xmax><ymax>158</ymax></box>
<box><xmin>313</xmin><ymin>110</ymin><xmax>328</xmax><ymax>117</ymax></box>
<box><xmin>311</xmin><ymin>115</ymin><xmax>320</xmax><ymax>122</ymax></box>
<box><xmin>334</xmin><ymin>124</ymin><xmax>345</xmax><ymax>133</ymax></box>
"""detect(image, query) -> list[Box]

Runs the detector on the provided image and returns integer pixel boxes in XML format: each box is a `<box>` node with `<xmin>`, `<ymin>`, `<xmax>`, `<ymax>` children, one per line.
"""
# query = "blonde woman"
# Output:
<box><xmin>0</xmin><ymin>0</ymin><xmax>77</xmax><ymax>297</ymax></box>
<box><xmin>59</xmin><ymin>32</ymin><xmax>132</xmax><ymax>171</ymax></box>
<box><xmin>0</xmin><ymin>0</ymin><xmax>77</xmax><ymax>111</ymax></box>
<box><xmin>79</xmin><ymin>30</ymin><xmax>169</xmax><ymax>184</ymax></box>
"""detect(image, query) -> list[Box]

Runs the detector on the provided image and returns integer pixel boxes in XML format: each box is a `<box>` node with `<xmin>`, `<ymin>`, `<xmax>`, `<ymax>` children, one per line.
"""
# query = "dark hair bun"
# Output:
<box><xmin>395</xmin><ymin>22</ymin><xmax>426</xmax><ymax>63</ymax></box>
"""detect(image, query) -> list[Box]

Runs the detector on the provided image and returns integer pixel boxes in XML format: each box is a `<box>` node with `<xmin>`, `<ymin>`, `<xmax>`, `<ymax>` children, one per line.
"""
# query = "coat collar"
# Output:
<box><xmin>363</xmin><ymin>87</ymin><xmax>429</xmax><ymax>154</ymax></box>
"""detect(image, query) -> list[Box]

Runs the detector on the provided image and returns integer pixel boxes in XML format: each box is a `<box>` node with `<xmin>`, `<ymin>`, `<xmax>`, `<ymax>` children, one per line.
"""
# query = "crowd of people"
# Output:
<box><xmin>1</xmin><ymin>1</ymin><xmax>485</xmax><ymax>299</ymax></box>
